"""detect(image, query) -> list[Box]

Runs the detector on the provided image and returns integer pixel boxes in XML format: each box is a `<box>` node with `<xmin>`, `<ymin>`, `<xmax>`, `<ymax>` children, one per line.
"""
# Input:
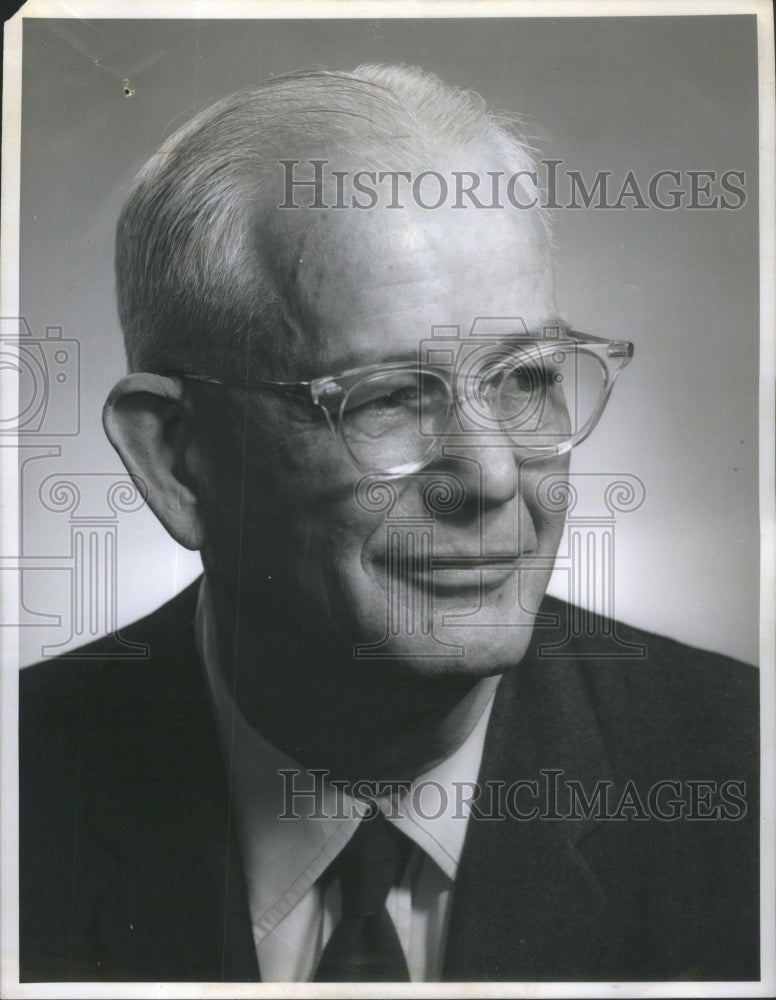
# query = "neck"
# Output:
<box><xmin>204</xmin><ymin>577</ymin><xmax>501</xmax><ymax>783</ymax></box>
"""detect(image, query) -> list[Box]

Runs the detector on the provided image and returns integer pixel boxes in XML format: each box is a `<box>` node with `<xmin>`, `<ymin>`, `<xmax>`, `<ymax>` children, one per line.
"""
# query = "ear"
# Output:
<box><xmin>103</xmin><ymin>373</ymin><xmax>207</xmax><ymax>550</ymax></box>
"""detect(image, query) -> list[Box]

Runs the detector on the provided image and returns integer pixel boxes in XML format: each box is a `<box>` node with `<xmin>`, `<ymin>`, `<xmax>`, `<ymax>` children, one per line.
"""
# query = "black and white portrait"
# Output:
<box><xmin>2</xmin><ymin>2</ymin><xmax>772</xmax><ymax>995</ymax></box>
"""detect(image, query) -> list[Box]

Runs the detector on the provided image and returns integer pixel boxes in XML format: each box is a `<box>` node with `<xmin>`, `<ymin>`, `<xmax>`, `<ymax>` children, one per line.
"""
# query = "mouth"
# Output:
<box><xmin>429</xmin><ymin>554</ymin><xmax>535</xmax><ymax>569</ymax></box>
<box><xmin>387</xmin><ymin>551</ymin><xmax>538</xmax><ymax>595</ymax></box>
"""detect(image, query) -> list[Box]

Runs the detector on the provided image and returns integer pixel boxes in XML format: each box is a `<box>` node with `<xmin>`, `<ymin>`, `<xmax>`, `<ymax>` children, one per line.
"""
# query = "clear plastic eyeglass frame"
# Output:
<box><xmin>168</xmin><ymin>331</ymin><xmax>634</xmax><ymax>476</ymax></box>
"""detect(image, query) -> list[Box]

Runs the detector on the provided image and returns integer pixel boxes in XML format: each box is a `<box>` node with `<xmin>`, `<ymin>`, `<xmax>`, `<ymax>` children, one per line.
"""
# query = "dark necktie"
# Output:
<box><xmin>314</xmin><ymin>812</ymin><xmax>412</xmax><ymax>982</ymax></box>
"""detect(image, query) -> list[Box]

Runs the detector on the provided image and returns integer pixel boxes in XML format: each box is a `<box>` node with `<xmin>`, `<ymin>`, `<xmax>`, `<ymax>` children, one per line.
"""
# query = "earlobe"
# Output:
<box><xmin>103</xmin><ymin>373</ymin><xmax>207</xmax><ymax>550</ymax></box>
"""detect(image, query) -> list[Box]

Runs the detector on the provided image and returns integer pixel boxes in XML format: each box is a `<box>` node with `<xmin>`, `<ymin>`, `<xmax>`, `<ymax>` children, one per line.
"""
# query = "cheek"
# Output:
<box><xmin>518</xmin><ymin>454</ymin><xmax>570</xmax><ymax>551</ymax></box>
<box><xmin>263</xmin><ymin>503</ymin><xmax>385</xmax><ymax>641</ymax></box>
<box><xmin>232</xmin><ymin>445</ymin><xmax>381</xmax><ymax>593</ymax></box>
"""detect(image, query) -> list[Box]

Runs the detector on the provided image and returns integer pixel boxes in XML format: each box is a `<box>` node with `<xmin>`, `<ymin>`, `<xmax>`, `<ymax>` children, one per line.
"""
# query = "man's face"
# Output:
<box><xmin>202</xmin><ymin>198</ymin><xmax>568</xmax><ymax>678</ymax></box>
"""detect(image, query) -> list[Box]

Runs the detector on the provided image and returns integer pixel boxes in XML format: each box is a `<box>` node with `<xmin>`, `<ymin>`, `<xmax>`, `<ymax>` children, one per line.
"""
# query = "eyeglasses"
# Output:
<box><xmin>169</xmin><ymin>331</ymin><xmax>633</xmax><ymax>476</ymax></box>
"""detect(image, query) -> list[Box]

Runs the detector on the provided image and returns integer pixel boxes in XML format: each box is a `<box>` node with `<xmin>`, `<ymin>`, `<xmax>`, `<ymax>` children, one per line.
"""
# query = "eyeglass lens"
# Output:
<box><xmin>339</xmin><ymin>344</ymin><xmax>608</xmax><ymax>472</ymax></box>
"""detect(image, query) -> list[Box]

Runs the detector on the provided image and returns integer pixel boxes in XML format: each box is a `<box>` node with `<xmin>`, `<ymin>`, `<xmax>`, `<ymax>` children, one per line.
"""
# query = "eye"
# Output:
<box><xmin>492</xmin><ymin>361</ymin><xmax>554</xmax><ymax>399</ymax></box>
<box><xmin>362</xmin><ymin>385</ymin><xmax>419</xmax><ymax>412</ymax></box>
<box><xmin>342</xmin><ymin>375</ymin><xmax>422</xmax><ymax>417</ymax></box>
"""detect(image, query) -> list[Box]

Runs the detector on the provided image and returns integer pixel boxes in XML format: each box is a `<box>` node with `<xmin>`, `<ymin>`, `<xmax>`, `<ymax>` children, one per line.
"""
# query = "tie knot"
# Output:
<box><xmin>335</xmin><ymin>813</ymin><xmax>411</xmax><ymax>917</ymax></box>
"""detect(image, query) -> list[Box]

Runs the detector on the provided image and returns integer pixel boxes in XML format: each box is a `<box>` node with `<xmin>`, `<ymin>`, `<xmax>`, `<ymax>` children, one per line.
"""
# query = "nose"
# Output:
<box><xmin>422</xmin><ymin>386</ymin><xmax>520</xmax><ymax>509</ymax></box>
<box><xmin>431</xmin><ymin>436</ymin><xmax>519</xmax><ymax>511</ymax></box>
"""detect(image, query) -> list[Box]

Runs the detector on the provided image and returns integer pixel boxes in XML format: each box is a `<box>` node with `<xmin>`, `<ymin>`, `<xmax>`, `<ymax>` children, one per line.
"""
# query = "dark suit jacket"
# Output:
<box><xmin>19</xmin><ymin>580</ymin><xmax>759</xmax><ymax>982</ymax></box>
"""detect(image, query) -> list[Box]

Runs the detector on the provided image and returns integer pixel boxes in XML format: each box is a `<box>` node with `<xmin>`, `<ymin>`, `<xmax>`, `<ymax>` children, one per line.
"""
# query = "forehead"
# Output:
<box><xmin>281</xmin><ymin>201</ymin><xmax>555</xmax><ymax>373</ymax></box>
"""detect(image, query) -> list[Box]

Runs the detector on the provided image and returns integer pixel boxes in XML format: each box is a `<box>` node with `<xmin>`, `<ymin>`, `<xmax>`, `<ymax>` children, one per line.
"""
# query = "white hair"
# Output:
<box><xmin>115</xmin><ymin>64</ymin><xmax>546</xmax><ymax>378</ymax></box>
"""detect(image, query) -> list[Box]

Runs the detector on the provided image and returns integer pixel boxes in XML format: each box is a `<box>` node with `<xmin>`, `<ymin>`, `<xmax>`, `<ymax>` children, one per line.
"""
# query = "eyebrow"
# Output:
<box><xmin>326</xmin><ymin>318</ymin><xmax>574</xmax><ymax>371</ymax></box>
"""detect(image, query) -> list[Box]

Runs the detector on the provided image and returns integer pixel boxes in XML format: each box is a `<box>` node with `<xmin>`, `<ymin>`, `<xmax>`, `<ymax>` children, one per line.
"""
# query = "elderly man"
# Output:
<box><xmin>20</xmin><ymin>66</ymin><xmax>758</xmax><ymax>983</ymax></box>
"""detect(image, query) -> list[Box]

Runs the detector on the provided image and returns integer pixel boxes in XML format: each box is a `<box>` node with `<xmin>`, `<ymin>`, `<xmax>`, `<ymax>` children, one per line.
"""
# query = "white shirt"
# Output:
<box><xmin>196</xmin><ymin>581</ymin><xmax>496</xmax><ymax>981</ymax></box>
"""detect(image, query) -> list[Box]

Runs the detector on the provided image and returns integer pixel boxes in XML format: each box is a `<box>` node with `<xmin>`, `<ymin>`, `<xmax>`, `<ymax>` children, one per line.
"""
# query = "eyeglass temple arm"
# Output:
<box><xmin>169</xmin><ymin>371</ymin><xmax>314</xmax><ymax>394</ymax></box>
<box><xmin>566</xmin><ymin>331</ymin><xmax>634</xmax><ymax>358</ymax></box>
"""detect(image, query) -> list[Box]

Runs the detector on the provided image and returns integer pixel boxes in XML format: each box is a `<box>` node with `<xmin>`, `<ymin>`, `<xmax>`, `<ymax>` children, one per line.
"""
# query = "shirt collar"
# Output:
<box><xmin>389</xmin><ymin>691</ymin><xmax>495</xmax><ymax>880</ymax></box>
<box><xmin>196</xmin><ymin>578</ymin><xmax>496</xmax><ymax>939</ymax></box>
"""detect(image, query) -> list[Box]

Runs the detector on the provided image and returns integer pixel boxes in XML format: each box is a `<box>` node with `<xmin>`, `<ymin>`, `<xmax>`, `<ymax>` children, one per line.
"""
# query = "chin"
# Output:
<box><xmin>444</xmin><ymin>623</ymin><xmax>537</xmax><ymax>677</ymax></box>
<box><xmin>348</xmin><ymin>620</ymin><xmax>538</xmax><ymax>681</ymax></box>
<box><xmin>347</xmin><ymin>569</ymin><xmax>547</xmax><ymax>677</ymax></box>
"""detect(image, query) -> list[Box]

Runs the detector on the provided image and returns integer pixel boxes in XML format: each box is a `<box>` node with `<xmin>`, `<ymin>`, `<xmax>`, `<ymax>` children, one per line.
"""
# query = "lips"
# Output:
<box><xmin>429</xmin><ymin>553</ymin><xmax>533</xmax><ymax>569</ymax></box>
<box><xmin>383</xmin><ymin>550</ymin><xmax>537</xmax><ymax>596</ymax></box>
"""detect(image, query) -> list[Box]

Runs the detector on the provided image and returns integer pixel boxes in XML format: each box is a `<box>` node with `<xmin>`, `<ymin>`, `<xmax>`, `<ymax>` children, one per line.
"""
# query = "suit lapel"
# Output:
<box><xmin>93</xmin><ymin>800</ymin><xmax>259</xmax><ymax>981</ymax></box>
<box><xmin>443</xmin><ymin>626</ymin><xmax>617</xmax><ymax>980</ymax></box>
<box><xmin>82</xmin><ymin>586</ymin><xmax>260</xmax><ymax>981</ymax></box>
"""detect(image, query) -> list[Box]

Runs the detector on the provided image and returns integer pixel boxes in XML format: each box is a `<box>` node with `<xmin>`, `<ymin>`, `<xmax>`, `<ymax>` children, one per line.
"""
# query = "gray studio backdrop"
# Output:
<box><xmin>15</xmin><ymin>15</ymin><xmax>759</xmax><ymax>666</ymax></box>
